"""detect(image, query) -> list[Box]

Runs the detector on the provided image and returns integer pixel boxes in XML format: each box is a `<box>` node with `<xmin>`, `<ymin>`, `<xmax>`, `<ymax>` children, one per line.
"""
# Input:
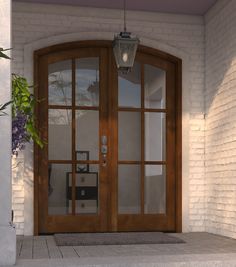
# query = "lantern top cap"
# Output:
<box><xmin>119</xmin><ymin>31</ymin><xmax>131</xmax><ymax>38</ymax></box>
<box><xmin>113</xmin><ymin>31</ymin><xmax>140</xmax><ymax>42</ymax></box>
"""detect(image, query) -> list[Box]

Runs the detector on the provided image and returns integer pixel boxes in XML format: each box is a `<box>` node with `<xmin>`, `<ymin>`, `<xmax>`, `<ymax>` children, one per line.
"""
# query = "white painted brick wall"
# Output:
<box><xmin>12</xmin><ymin>156</ymin><xmax>25</xmax><ymax>235</ymax></box>
<box><xmin>12</xmin><ymin>2</ymin><xmax>205</xmax><ymax>235</ymax></box>
<box><xmin>205</xmin><ymin>0</ymin><xmax>236</xmax><ymax>238</ymax></box>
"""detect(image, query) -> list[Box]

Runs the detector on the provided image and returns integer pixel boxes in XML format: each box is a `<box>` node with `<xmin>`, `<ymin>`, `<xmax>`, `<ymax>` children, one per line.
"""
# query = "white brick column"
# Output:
<box><xmin>0</xmin><ymin>0</ymin><xmax>16</xmax><ymax>265</ymax></box>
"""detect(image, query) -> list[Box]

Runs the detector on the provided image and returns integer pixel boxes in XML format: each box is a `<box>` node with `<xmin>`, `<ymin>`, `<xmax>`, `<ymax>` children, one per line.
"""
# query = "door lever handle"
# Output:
<box><xmin>102</xmin><ymin>154</ymin><xmax>107</xmax><ymax>167</ymax></box>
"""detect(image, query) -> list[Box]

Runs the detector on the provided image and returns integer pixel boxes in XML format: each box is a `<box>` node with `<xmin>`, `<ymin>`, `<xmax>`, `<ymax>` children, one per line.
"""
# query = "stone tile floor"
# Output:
<box><xmin>12</xmin><ymin>232</ymin><xmax>236</xmax><ymax>267</ymax></box>
<box><xmin>17</xmin><ymin>232</ymin><xmax>236</xmax><ymax>259</ymax></box>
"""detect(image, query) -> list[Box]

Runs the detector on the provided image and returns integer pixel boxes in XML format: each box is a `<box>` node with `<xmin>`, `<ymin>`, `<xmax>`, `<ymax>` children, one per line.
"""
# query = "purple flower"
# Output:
<box><xmin>12</xmin><ymin>112</ymin><xmax>30</xmax><ymax>155</ymax></box>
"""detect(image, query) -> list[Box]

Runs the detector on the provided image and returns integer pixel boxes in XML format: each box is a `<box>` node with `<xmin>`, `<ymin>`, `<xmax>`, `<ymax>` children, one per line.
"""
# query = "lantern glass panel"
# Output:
<box><xmin>113</xmin><ymin>35</ymin><xmax>139</xmax><ymax>69</ymax></box>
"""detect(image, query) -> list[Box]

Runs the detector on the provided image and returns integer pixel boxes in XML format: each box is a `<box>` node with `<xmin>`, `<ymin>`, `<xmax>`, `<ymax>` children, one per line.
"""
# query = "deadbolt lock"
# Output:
<box><xmin>101</xmin><ymin>145</ymin><xmax>108</xmax><ymax>154</ymax></box>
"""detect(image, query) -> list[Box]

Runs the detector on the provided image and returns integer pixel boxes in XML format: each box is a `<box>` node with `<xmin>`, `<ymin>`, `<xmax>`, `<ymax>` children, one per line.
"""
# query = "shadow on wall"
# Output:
<box><xmin>205</xmin><ymin>11</ymin><xmax>236</xmax><ymax>235</ymax></box>
<box><xmin>12</xmin><ymin>143</ymin><xmax>34</xmax><ymax>235</ymax></box>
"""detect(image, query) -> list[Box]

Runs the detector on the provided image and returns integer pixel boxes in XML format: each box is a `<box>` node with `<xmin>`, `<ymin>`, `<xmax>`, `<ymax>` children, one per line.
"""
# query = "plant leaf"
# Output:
<box><xmin>11</xmin><ymin>74</ymin><xmax>44</xmax><ymax>155</ymax></box>
<box><xmin>0</xmin><ymin>101</ymin><xmax>12</xmax><ymax>116</ymax></box>
<box><xmin>0</xmin><ymin>48</ymin><xmax>10</xmax><ymax>59</ymax></box>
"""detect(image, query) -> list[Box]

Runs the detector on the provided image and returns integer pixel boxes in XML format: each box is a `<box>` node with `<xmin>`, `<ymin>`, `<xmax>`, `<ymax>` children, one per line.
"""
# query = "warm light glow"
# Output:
<box><xmin>122</xmin><ymin>52</ymin><xmax>128</xmax><ymax>62</ymax></box>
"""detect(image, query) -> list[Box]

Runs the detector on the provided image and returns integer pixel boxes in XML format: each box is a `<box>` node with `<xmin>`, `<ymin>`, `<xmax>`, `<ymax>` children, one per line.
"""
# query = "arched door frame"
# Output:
<box><xmin>33</xmin><ymin>40</ymin><xmax>182</xmax><ymax>235</ymax></box>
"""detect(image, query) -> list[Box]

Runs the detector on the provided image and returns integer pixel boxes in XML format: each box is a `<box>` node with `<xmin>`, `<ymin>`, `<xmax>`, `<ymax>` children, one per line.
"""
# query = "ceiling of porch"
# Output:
<box><xmin>13</xmin><ymin>0</ymin><xmax>217</xmax><ymax>15</ymax></box>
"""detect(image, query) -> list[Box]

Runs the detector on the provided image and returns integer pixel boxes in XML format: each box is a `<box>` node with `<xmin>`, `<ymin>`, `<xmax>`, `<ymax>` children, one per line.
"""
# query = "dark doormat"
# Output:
<box><xmin>54</xmin><ymin>232</ymin><xmax>185</xmax><ymax>246</ymax></box>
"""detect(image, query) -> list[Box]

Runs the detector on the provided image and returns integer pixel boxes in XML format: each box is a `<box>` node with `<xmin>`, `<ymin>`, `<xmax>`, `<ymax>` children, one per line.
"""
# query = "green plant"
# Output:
<box><xmin>0</xmin><ymin>48</ymin><xmax>11</xmax><ymax>116</ymax></box>
<box><xmin>12</xmin><ymin>74</ymin><xmax>43</xmax><ymax>154</ymax></box>
<box><xmin>0</xmin><ymin>47</ymin><xmax>10</xmax><ymax>59</ymax></box>
<box><xmin>0</xmin><ymin>101</ymin><xmax>12</xmax><ymax>116</ymax></box>
<box><xmin>1</xmin><ymin>48</ymin><xmax>43</xmax><ymax>154</ymax></box>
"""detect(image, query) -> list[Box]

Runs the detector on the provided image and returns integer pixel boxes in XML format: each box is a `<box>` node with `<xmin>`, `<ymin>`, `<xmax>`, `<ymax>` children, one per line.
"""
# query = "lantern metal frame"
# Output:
<box><xmin>112</xmin><ymin>0</ymin><xmax>140</xmax><ymax>73</ymax></box>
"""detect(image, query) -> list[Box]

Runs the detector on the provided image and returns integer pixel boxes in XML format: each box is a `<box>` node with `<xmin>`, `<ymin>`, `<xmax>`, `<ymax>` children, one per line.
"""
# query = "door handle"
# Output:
<box><xmin>101</xmin><ymin>146</ymin><xmax>107</xmax><ymax>167</ymax></box>
<box><xmin>101</xmin><ymin>136</ymin><xmax>107</xmax><ymax>167</ymax></box>
<box><xmin>102</xmin><ymin>154</ymin><xmax>107</xmax><ymax>167</ymax></box>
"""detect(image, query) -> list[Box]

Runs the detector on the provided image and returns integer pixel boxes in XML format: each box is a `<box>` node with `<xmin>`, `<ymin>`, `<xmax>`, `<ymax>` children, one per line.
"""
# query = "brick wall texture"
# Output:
<box><xmin>205</xmin><ymin>0</ymin><xmax>236</xmax><ymax>238</ymax></box>
<box><xmin>11</xmin><ymin>0</ymin><xmax>225</xmax><ymax>235</ymax></box>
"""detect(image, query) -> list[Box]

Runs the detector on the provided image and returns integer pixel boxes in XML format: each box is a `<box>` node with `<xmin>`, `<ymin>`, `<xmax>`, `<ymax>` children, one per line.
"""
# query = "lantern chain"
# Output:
<box><xmin>124</xmin><ymin>0</ymin><xmax>127</xmax><ymax>32</ymax></box>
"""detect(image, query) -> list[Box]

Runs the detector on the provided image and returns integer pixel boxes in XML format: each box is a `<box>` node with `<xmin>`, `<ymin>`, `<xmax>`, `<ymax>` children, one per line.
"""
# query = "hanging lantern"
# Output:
<box><xmin>113</xmin><ymin>0</ymin><xmax>140</xmax><ymax>73</ymax></box>
<box><xmin>113</xmin><ymin>31</ymin><xmax>139</xmax><ymax>73</ymax></box>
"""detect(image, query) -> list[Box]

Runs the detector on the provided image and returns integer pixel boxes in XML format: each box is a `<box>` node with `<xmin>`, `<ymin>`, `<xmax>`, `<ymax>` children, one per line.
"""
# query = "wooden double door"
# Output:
<box><xmin>35</xmin><ymin>41</ymin><xmax>181</xmax><ymax>234</ymax></box>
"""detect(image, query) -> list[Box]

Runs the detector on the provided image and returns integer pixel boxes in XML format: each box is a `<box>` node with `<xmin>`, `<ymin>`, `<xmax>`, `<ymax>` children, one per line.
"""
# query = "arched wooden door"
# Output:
<box><xmin>34</xmin><ymin>41</ymin><xmax>182</xmax><ymax>234</ymax></box>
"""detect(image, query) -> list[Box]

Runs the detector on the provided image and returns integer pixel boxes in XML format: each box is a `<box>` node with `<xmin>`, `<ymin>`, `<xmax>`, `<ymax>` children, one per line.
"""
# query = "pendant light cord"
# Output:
<box><xmin>124</xmin><ymin>0</ymin><xmax>127</xmax><ymax>32</ymax></box>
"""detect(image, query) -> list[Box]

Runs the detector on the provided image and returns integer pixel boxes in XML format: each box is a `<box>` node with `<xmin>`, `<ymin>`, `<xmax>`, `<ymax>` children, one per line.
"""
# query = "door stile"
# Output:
<box><xmin>140</xmin><ymin>63</ymin><xmax>145</xmax><ymax>215</ymax></box>
<box><xmin>108</xmin><ymin>48</ymin><xmax>119</xmax><ymax>232</ymax></box>
<box><xmin>99</xmin><ymin>48</ymin><xmax>109</xmax><ymax>231</ymax></box>
<box><xmin>71</xmin><ymin>59</ymin><xmax>76</xmax><ymax>215</ymax></box>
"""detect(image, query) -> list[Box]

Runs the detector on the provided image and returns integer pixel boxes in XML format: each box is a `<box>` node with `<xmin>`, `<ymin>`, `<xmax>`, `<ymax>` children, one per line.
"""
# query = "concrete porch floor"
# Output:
<box><xmin>8</xmin><ymin>232</ymin><xmax>236</xmax><ymax>266</ymax></box>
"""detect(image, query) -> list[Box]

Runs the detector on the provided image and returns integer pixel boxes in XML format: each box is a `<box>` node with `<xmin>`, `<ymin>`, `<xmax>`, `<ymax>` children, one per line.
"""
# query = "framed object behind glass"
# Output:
<box><xmin>76</xmin><ymin>151</ymin><xmax>89</xmax><ymax>172</ymax></box>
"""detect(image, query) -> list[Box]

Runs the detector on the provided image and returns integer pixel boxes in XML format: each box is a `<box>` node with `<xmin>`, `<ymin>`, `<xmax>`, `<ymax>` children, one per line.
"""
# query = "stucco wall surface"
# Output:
<box><xmin>12</xmin><ymin>1</ymin><xmax>205</xmax><ymax>235</ymax></box>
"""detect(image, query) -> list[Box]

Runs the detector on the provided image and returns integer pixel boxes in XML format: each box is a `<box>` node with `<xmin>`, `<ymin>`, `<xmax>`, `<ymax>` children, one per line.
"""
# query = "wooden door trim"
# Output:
<box><xmin>118</xmin><ymin>214</ymin><xmax>175</xmax><ymax>232</ymax></box>
<box><xmin>108</xmin><ymin>46</ymin><xmax>119</xmax><ymax>231</ymax></box>
<box><xmin>34</xmin><ymin>40</ymin><xmax>181</xmax><ymax>64</ymax></box>
<box><xmin>99</xmin><ymin>48</ymin><xmax>110</xmax><ymax>231</ymax></box>
<box><xmin>175</xmin><ymin>59</ymin><xmax>182</xmax><ymax>232</ymax></box>
<box><xmin>34</xmin><ymin>40</ymin><xmax>182</xmax><ymax>235</ymax></box>
<box><xmin>34</xmin><ymin>50</ymin><xmax>40</xmax><ymax>235</ymax></box>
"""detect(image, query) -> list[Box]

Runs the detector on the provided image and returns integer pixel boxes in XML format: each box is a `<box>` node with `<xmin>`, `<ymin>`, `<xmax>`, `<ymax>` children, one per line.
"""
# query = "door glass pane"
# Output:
<box><xmin>75</xmin><ymin>165</ymin><xmax>99</xmax><ymax>214</ymax></box>
<box><xmin>76</xmin><ymin>58</ymin><xmax>99</xmax><ymax>107</ymax></box>
<box><xmin>48</xmin><ymin>60</ymin><xmax>72</xmax><ymax>106</ymax></box>
<box><xmin>48</xmin><ymin>109</ymin><xmax>72</xmax><ymax>160</ymax></box>
<box><xmin>145</xmin><ymin>112</ymin><xmax>166</xmax><ymax>161</ymax></box>
<box><xmin>118</xmin><ymin>165</ymin><xmax>141</xmax><ymax>214</ymax></box>
<box><xmin>144</xmin><ymin>65</ymin><xmax>166</xmax><ymax>109</ymax></box>
<box><xmin>48</xmin><ymin>164</ymin><xmax>71</xmax><ymax>215</ymax></box>
<box><xmin>76</xmin><ymin>110</ymin><xmax>99</xmax><ymax>160</ymax></box>
<box><xmin>119</xmin><ymin>112</ymin><xmax>141</xmax><ymax>161</ymax></box>
<box><xmin>144</xmin><ymin>165</ymin><xmax>166</xmax><ymax>214</ymax></box>
<box><xmin>118</xmin><ymin>62</ymin><xmax>141</xmax><ymax>108</ymax></box>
